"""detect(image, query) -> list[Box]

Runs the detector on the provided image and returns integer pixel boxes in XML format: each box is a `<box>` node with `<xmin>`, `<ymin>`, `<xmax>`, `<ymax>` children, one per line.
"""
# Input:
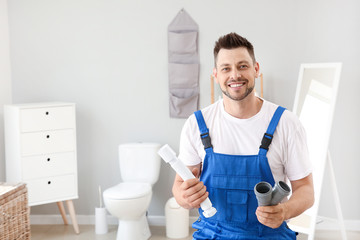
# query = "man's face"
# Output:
<box><xmin>213</xmin><ymin>47</ymin><xmax>259</xmax><ymax>101</ymax></box>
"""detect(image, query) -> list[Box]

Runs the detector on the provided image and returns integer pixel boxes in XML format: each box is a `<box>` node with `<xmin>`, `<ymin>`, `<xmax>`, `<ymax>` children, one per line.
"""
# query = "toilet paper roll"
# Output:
<box><xmin>95</xmin><ymin>207</ymin><xmax>108</xmax><ymax>234</ymax></box>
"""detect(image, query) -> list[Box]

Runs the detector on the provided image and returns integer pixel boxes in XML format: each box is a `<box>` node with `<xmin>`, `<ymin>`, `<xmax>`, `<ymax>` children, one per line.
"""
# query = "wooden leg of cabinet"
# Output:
<box><xmin>65</xmin><ymin>200</ymin><xmax>80</xmax><ymax>234</ymax></box>
<box><xmin>56</xmin><ymin>201</ymin><xmax>68</xmax><ymax>225</ymax></box>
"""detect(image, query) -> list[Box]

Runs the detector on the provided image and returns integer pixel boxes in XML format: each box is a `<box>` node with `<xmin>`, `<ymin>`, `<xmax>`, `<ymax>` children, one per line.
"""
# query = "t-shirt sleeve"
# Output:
<box><xmin>178</xmin><ymin>115</ymin><xmax>203</xmax><ymax>166</ymax></box>
<box><xmin>284</xmin><ymin>117</ymin><xmax>313</xmax><ymax>181</ymax></box>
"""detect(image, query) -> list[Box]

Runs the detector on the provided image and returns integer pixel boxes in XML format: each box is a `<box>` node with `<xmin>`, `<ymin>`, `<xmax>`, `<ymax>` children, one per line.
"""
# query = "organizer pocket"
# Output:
<box><xmin>168</xmin><ymin>63</ymin><xmax>199</xmax><ymax>88</ymax></box>
<box><xmin>169</xmin><ymin>88</ymin><xmax>199</xmax><ymax>118</ymax></box>
<box><xmin>168</xmin><ymin>51</ymin><xmax>199</xmax><ymax>65</ymax></box>
<box><xmin>168</xmin><ymin>31</ymin><xmax>197</xmax><ymax>54</ymax></box>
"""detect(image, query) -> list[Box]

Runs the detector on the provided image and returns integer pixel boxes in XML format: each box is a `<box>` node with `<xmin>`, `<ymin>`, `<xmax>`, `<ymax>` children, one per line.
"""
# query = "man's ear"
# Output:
<box><xmin>213</xmin><ymin>67</ymin><xmax>219</xmax><ymax>83</ymax></box>
<box><xmin>255</xmin><ymin>62</ymin><xmax>260</xmax><ymax>77</ymax></box>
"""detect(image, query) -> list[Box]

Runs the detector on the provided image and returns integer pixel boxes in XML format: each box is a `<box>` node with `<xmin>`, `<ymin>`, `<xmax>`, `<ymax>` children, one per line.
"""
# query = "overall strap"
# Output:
<box><xmin>194</xmin><ymin>110</ymin><xmax>213</xmax><ymax>153</ymax></box>
<box><xmin>259</xmin><ymin>106</ymin><xmax>286</xmax><ymax>155</ymax></box>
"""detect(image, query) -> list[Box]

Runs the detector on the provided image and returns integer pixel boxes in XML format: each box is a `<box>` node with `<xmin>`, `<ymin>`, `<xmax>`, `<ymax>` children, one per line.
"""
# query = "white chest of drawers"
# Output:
<box><xmin>4</xmin><ymin>102</ymin><xmax>78</xmax><ymax>207</ymax></box>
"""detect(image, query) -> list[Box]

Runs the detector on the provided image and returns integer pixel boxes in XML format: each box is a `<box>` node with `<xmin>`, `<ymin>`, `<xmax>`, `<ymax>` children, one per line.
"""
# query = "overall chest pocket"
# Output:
<box><xmin>211</xmin><ymin>175</ymin><xmax>260</xmax><ymax>223</ymax></box>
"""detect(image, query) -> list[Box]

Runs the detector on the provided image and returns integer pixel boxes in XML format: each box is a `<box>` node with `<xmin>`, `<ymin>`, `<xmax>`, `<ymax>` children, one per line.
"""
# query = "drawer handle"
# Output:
<box><xmin>46</xmin><ymin>135</ymin><xmax>50</xmax><ymax>139</ymax></box>
<box><xmin>45</xmin><ymin>111</ymin><xmax>49</xmax><ymax>115</ymax></box>
<box><xmin>48</xmin><ymin>181</ymin><xmax>51</xmax><ymax>184</ymax></box>
<box><xmin>47</xmin><ymin>158</ymin><xmax>50</xmax><ymax>162</ymax></box>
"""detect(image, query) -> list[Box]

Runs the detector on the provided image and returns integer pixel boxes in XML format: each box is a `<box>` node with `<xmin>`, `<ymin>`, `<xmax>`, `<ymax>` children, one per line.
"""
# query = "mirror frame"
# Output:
<box><xmin>289</xmin><ymin>62</ymin><xmax>342</xmax><ymax>238</ymax></box>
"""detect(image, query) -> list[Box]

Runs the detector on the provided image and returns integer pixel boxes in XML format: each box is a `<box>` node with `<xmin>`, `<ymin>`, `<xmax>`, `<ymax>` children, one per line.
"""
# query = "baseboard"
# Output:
<box><xmin>146</xmin><ymin>216</ymin><xmax>198</xmax><ymax>227</ymax></box>
<box><xmin>316</xmin><ymin>216</ymin><xmax>360</xmax><ymax>232</ymax></box>
<box><xmin>29</xmin><ymin>214</ymin><xmax>198</xmax><ymax>227</ymax></box>
<box><xmin>30</xmin><ymin>214</ymin><xmax>119</xmax><ymax>225</ymax></box>
<box><xmin>30</xmin><ymin>214</ymin><xmax>360</xmax><ymax>232</ymax></box>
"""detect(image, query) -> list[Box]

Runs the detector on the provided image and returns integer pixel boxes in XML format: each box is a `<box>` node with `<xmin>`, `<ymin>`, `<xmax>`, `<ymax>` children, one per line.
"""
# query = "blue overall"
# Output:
<box><xmin>192</xmin><ymin>106</ymin><xmax>296</xmax><ymax>240</ymax></box>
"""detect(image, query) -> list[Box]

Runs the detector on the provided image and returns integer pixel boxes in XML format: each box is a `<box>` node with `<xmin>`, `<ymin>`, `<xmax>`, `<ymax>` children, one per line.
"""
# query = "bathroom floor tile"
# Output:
<box><xmin>30</xmin><ymin>224</ymin><xmax>360</xmax><ymax>240</ymax></box>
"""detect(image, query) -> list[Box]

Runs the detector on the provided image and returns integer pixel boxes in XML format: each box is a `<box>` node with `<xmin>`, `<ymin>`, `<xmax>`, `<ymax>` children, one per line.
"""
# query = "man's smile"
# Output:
<box><xmin>227</xmin><ymin>80</ymin><xmax>247</xmax><ymax>89</ymax></box>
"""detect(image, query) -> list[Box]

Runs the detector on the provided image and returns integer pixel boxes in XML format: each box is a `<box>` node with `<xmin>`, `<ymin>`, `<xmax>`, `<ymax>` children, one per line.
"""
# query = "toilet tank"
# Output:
<box><xmin>119</xmin><ymin>143</ymin><xmax>161</xmax><ymax>185</ymax></box>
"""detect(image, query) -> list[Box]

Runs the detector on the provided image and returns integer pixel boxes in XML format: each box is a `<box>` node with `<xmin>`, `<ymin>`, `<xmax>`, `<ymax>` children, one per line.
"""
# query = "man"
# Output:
<box><xmin>172</xmin><ymin>32</ymin><xmax>314</xmax><ymax>239</ymax></box>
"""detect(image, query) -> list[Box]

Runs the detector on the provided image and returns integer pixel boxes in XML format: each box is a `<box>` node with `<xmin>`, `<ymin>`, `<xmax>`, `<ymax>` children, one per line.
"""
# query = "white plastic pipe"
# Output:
<box><xmin>158</xmin><ymin>144</ymin><xmax>217</xmax><ymax>218</ymax></box>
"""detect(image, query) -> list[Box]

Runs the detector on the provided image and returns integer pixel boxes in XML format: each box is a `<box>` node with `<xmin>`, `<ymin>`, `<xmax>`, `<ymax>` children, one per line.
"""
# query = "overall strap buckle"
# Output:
<box><xmin>260</xmin><ymin>133</ymin><xmax>273</xmax><ymax>150</ymax></box>
<box><xmin>194</xmin><ymin>110</ymin><xmax>213</xmax><ymax>151</ymax></box>
<box><xmin>258</xmin><ymin>106</ymin><xmax>286</xmax><ymax>154</ymax></box>
<box><xmin>200</xmin><ymin>132</ymin><xmax>213</xmax><ymax>150</ymax></box>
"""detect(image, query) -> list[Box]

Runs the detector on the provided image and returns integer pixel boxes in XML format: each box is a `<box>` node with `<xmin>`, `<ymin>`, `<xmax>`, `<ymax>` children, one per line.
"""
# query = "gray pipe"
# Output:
<box><xmin>254</xmin><ymin>181</ymin><xmax>291</xmax><ymax>206</ymax></box>
<box><xmin>270</xmin><ymin>181</ymin><xmax>291</xmax><ymax>205</ymax></box>
<box><xmin>254</xmin><ymin>181</ymin><xmax>273</xmax><ymax>206</ymax></box>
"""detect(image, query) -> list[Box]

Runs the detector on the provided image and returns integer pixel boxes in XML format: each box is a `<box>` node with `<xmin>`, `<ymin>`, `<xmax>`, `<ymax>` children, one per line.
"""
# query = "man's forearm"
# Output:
<box><xmin>284</xmin><ymin>175</ymin><xmax>314</xmax><ymax>220</ymax></box>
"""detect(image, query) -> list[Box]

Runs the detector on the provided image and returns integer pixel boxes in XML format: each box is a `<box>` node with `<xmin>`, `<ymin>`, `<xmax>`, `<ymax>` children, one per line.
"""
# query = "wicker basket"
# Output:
<box><xmin>0</xmin><ymin>183</ymin><xmax>31</xmax><ymax>240</ymax></box>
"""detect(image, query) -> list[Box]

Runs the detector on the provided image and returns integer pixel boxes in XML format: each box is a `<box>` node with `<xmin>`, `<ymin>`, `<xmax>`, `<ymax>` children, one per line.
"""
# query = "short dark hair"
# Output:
<box><xmin>213</xmin><ymin>32</ymin><xmax>256</xmax><ymax>66</ymax></box>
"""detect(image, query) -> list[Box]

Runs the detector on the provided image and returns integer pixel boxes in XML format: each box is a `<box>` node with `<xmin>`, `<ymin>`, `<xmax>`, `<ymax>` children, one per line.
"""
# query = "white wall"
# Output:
<box><xmin>4</xmin><ymin>0</ymin><xmax>360</xmax><ymax>223</ymax></box>
<box><xmin>0</xmin><ymin>0</ymin><xmax>12</xmax><ymax>181</ymax></box>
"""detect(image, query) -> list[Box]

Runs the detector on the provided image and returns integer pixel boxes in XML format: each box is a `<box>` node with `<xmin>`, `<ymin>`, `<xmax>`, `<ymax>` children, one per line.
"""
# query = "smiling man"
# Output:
<box><xmin>172</xmin><ymin>32</ymin><xmax>314</xmax><ymax>239</ymax></box>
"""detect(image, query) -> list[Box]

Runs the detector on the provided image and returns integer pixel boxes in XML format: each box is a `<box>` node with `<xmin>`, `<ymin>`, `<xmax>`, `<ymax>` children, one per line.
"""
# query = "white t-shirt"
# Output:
<box><xmin>178</xmin><ymin>98</ymin><xmax>312</xmax><ymax>183</ymax></box>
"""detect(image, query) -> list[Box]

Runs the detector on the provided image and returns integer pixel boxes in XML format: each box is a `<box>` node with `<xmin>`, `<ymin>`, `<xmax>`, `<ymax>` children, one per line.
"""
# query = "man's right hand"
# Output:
<box><xmin>172</xmin><ymin>166</ymin><xmax>209</xmax><ymax>209</ymax></box>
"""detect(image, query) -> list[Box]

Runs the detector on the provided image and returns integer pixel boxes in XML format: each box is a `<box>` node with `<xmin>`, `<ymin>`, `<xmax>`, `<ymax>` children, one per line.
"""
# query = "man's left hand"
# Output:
<box><xmin>255</xmin><ymin>203</ymin><xmax>287</xmax><ymax>229</ymax></box>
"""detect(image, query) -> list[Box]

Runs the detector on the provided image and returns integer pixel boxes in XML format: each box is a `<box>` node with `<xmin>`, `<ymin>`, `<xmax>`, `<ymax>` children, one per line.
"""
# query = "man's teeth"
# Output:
<box><xmin>229</xmin><ymin>83</ymin><xmax>244</xmax><ymax>87</ymax></box>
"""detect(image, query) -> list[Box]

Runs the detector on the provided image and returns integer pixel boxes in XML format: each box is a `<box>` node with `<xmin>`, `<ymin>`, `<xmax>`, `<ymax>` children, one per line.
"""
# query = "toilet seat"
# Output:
<box><xmin>104</xmin><ymin>182</ymin><xmax>151</xmax><ymax>200</ymax></box>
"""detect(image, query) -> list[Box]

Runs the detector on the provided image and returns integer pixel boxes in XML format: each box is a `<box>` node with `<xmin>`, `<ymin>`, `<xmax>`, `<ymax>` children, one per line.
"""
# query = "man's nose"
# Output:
<box><xmin>230</xmin><ymin>70</ymin><xmax>241</xmax><ymax>80</ymax></box>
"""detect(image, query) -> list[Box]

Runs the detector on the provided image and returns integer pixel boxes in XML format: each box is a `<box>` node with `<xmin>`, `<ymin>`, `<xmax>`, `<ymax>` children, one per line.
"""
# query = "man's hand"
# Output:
<box><xmin>172</xmin><ymin>166</ymin><xmax>209</xmax><ymax>209</ymax></box>
<box><xmin>255</xmin><ymin>203</ymin><xmax>287</xmax><ymax>229</ymax></box>
<box><xmin>256</xmin><ymin>174</ymin><xmax>314</xmax><ymax>229</ymax></box>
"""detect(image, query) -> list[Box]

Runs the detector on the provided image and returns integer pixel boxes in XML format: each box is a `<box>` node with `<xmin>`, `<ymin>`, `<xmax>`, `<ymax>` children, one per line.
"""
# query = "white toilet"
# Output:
<box><xmin>103</xmin><ymin>143</ymin><xmax>161</xmax><ymax>240</ymax></box>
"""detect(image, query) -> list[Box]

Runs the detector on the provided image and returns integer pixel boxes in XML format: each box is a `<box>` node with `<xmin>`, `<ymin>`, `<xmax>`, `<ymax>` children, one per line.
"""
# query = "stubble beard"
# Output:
<box><xmin>221</xmin><ymin>80</ymin><xmax>255</xmax><ymax>101</ymax></box>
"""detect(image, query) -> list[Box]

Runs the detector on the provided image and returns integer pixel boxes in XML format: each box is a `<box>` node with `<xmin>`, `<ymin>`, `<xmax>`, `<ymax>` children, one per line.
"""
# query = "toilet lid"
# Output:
<box><xmin>103</xmin><ymin>182</ymin><xmax>152</xmax><ymax>200</ymax></box>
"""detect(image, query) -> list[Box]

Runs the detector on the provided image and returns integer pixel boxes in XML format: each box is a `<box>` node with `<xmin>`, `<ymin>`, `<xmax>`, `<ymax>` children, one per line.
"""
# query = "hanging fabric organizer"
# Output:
<box><xmin>168</xmin><ymin>9</ymin><xmax>199</xmax><ymax>118</ymax></box>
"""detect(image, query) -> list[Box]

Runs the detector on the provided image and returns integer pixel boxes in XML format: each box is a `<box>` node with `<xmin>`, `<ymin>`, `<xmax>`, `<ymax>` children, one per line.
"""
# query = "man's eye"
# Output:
<box><xmin>222</xmin><ymin>67</ymin><xmax>229</xmax><ymax>71</ymax></box>
<box><xmin>239</xmin><ymin>65</ymin><xmax>248</xmax><ymax>69</ymax></box>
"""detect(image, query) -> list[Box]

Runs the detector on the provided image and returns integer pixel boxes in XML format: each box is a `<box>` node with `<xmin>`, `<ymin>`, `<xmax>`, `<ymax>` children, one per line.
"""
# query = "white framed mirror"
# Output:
<box><xmin>288</xmin><ymin>63</ymin><xmax>344</xmax><ymax>239</ymax></box>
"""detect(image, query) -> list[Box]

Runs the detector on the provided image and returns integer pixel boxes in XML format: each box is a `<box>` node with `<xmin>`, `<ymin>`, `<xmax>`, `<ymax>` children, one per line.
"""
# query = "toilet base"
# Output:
<box><xmin>116</xmin><ymin>214</ymin><xmax>151</xmax><ymax>240</ymax></box>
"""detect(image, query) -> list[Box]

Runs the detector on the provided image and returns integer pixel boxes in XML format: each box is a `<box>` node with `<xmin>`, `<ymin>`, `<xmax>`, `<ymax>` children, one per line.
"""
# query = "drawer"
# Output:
<box><xmin>26</xmin><ymin>174</ymin><xmax>77</xmax><ymax>205</ymax></box>
<box><xmin>21</xmin><ymin>129</ymin><xmax>76</xmax><ymax>156</ymax></box>
<box><xmin>22</xmin><ymin>152</ymin><xmax>76</xmax><ymax>180</ymax></box>
<box><xmin>20</xmin><ymin>106</ymin><xmax>75</xmax><ymax>132</ymax></box>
